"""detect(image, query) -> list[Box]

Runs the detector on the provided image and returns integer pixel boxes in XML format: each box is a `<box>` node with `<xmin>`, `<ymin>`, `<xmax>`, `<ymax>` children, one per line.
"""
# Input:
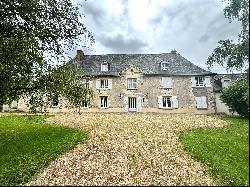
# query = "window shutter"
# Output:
<box><xmin>195</xmin><ymin>97</ymin><xmax>202</xmax><ymax>108</ymax></box>
<box><xmin>162</xmin><ymin>77</ymin><xmax>172</xmax><ymax>88</ymax></box>
<box><xmin>205</xmin><ymin>76</ymin><xmax>211</xmax><ymax>87</ymax></box>
<box><xmin>124</xmin><ymin>96</ymin><xmax>128</xmax><ymax>112</ymax></box>
<box><xmin>137</xmin><ymin>96</ymin><xmax>142</xmax><ymax>112</ymax></box>
<box><xmin>201</xmin><ymin>96</ymin><xmax>207</xmax><ymax>108</ymax></box>
<box><xmin>96</xmin><ymin>79</ymin><xmax>100</xmax><ymax>89</ymax></box>
<box><xmin>191</xmin><ymin>76</ymin><xmax>196</xmax><ymax>87</ymax></box>
<box><xmin>108</xmin><ymin>79</ymin><xmax>112</xmax><ymax>89</ymax></box>
<box><xmin>157</xmin><ymin>96</ymin><xmax>163</xmax><ymax>108</ymax></box>
<box><xmin>172</xmin><ymin>96</ymin><xmax>178</xmax><ymax>108</ymax></box>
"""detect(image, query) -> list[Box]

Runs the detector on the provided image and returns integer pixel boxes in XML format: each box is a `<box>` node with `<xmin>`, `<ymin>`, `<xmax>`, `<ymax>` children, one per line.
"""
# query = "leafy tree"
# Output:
<box><xmin>0</xmin><ymin>0</ymin><xmax>94</xmax><ymax>111</ymax></box>
<box><xmin>207</xmin><ymin>0</ymin><xmax>249</xmax><ymax>71</ymax></box>
<box><xmin>220</xmin><ymin>80</ymin><xmax>249</xmax><ymax>118</ymax></box>
<box><xmin>27</xmin><ymin>61</ymin><xmax>93</xmax><ymax>114</ymax></box>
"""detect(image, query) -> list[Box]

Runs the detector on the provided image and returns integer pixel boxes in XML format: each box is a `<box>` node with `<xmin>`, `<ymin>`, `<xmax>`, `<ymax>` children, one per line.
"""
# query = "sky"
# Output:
<box><xmin>70</xmin><ymin>0</ymin><xmax>243</xmax><ymax>74</ymax></box>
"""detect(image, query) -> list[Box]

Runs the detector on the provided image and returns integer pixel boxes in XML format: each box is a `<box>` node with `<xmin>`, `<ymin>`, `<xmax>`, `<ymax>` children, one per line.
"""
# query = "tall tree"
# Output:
<box><xmin>0</xmin><ymin>0</ymin><xmax>94</xmax><ymax>110</ymax></box>
<box><xmin>207</xmin><ymin>0</ymin><xmax>249</xmax><ymax>72</ymax></box>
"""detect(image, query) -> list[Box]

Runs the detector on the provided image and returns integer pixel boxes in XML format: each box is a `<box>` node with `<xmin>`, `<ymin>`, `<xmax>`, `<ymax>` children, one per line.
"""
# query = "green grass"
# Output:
<box><xmin>0</xmin><ymin>115</ymin><xmax>87</xmax><ymax>186</ymax></box>
<box><xmin>179</xmin><ymin>115</ymin><xmax>249</xmax><ymax>186</ymax></box>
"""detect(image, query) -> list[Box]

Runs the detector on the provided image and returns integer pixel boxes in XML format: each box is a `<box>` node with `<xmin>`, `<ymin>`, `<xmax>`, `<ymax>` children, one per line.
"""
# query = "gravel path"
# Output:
<box><xmin>26</xmin><ymin>113</ymin><xmax>227</xmax><ymax>186</ymax></box>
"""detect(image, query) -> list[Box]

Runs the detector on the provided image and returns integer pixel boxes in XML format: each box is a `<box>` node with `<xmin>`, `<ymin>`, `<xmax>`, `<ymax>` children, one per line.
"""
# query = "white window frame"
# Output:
<box><xmin>127</xmin><ymin>78</ymin><xmax>137</xmax><ymax>89</ymax></box>
<box><xmin>195</xmin><ymin>76</ymin><xmax>205</xmax><ymax>87</ymax></box>
<box><xmin>100</xmin><ymin>96</ymin><xmax>108</xmax><ymax>108</ymax></box>
<box><xmin>82</xmin><ymin>79</ymin><xmax>90</xmax><ymax>89</ymax></box>
<box><xmin>161</xmin><ymin>77</ymin><xmax>172</xmax><ymax>88</ymax></box>
<box><xmin>195</xmin><ymin>96</ymin><xmax>207</xmax><ymax>109</ymax></box>
<box><xmin>100</xmin><ymin>79</ymin><xmax>109</xmax><ymax>89</ymax></box>
<box><xmin>81</xmin><ymin>99</ymin><xmax>88</xmax><ymax>108</ymax></box>
<box><xmin>51</xmin><ymin>96</ymin><xmax>59</xmax><ymax>107</ymax></box>
<box><xmin>222</xmin><ymin>79</ymin><xmax>231</xmax><ymax>88</ymax></box>
<box><xmin>162</xmin><ymin>96</ymin><xmax>172</xmax><ymax>108</ymax></box>
<box><xmin>161</xmin><ymin>61</ymin><xmax>169</xmax><ymax>70</ymax></box>
<box><xmin>101</xmin><ymin>63</ymin><xmax>108</xmax><ymax>72</ymax></box>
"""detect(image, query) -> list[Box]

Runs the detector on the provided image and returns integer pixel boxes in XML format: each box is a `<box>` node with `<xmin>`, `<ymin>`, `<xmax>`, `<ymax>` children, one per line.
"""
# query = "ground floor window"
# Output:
<box><xmin>81</xmin><ymin>99</ymin><xmax>88</xmax><ymax>108</ymax></box>
<box><xmin>100</xmin><ymin>96</ymin><xmax>108</xmax><ymax>108</ymax></box>
<box><xmin>162</xmin><ymin>96</ymin><xmax>172</xmax><ymax>108</ymax></box>
<box><xmin>195</xmin><ymin>96</ymin><xmax>207</xmax><ymax>109</ymax></box>
<box><xmin>51</xmin><ymin>96</ymin><xmax>59</xmax><ymax>107</ymax></box>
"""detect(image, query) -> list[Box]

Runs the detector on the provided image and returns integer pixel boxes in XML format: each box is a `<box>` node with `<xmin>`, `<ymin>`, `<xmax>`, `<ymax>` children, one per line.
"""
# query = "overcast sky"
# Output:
<box><xmin>71</xmin><ymin>0</ymin><xmax>243</xmax><ymax>73</ymax></box>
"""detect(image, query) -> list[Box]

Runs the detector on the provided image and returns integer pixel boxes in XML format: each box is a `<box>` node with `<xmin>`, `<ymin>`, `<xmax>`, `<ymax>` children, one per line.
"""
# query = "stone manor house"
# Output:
<box><xmin>4</xmin><ymin>49</ymin><xmax>247</xmax><ymax>114</ymax></box>
<box><xmin>5</xmin><ymin>49</ymin><xmax>218</xmax><ymax>114</ymax></box>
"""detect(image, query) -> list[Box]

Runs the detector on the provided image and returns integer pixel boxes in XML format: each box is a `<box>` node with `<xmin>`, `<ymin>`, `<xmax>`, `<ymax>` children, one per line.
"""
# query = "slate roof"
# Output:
<box><xmin>78</xmin><ymin>52</ymin><xmax>214</xmax><ymax>76</ymax></box>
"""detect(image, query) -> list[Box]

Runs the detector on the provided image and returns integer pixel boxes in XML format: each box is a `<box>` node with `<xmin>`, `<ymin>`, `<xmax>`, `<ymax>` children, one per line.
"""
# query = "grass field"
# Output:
<box><xmin>179</xmin><ymin>116</ymin><xmax>249</xmax><ymax>186</ymax></box>
<box><xmin>0</xmin><ymin>115</ymin><xmax>87</xmax><ymax>186</ymax></box>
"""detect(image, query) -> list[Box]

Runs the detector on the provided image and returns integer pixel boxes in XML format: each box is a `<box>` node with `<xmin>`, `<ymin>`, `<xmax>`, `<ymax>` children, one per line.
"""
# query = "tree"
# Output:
<box><xmin>26</xmin><ymin>61</ymin><xmax>93</xmax><ymax>114</ymax></box>
<box><xmin>220</xmin><ymin>80</ymin><xmax>249</xmax><ymax>118</ymax></box>
<box><xmin>0</xmin><ymin>0</ymin><xmax>94</xmax><ymax>111</ymax></box>
<box><xmin>207</xmin><ymin>0</ymin><xmax>249</xmax><ymax>72</ymax></box>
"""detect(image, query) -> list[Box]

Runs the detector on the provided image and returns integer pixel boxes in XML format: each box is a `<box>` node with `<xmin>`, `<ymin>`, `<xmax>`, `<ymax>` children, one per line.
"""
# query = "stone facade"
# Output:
<box><xmin>3</xmin><ymin>51</ymin><xmax>219</xmax><ymax>114</ymax></box>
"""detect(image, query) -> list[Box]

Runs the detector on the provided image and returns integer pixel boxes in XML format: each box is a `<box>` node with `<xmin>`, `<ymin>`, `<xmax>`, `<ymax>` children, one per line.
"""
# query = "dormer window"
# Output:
<box><xmin>101</xmin><ymin>63</ymin><xmax>108</xmax><ymax>72</ymax></box>
<box><xmin>161</xmin><ymin>61</ymin><xmax>169</xmax><ymax>70</ymax></box>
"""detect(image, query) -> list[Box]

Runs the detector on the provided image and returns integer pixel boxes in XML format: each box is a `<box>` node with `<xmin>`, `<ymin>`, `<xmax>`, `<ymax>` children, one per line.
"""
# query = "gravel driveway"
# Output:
<box><xmin>26</xmin><ymin>113</ymin><xmax>227</xmax><ymax>186</ymax></box>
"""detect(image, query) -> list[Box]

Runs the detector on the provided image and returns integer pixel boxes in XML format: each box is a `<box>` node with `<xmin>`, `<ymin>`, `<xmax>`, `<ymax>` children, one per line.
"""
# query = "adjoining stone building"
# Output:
<box><xmin>213</xmin><ymin>73</ymin><xmax>248</xmax><ymax>115</ymax></box>
<box><xmin>3</xmin><ymin>50</ymin><xmax>223</xmax><ymax>114</ymax></box>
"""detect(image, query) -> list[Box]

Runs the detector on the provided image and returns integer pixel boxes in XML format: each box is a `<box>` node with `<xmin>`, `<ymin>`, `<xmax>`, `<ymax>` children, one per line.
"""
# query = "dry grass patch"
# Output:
<box><xmin>26</xmin><ymin>113</ymin><xmax>227</xmax><ymax>186</ymax></box>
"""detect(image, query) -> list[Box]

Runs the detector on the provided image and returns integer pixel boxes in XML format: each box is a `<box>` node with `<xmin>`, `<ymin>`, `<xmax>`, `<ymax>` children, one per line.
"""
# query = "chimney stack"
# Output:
<box><xmin>171</xmin><ymin>49</ymin><xmax>177</xmax><ymax>54</ymax></box>
<box><xmin>76</xmin><ymin>50</ymin><xmax>84</xmax><ymax>61</ymax></box>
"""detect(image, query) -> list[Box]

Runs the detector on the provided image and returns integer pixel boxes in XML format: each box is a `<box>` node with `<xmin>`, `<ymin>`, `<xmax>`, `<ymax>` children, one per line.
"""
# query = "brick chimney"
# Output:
<box><xmin>171</xmin><ymin>49</ymin><xmax>177</xmax><ymax>54</ymax></box>
<box><xmin>76</xmin><ymin>50</ymin><xmax>84</xmax><ymax>61</ymax></box>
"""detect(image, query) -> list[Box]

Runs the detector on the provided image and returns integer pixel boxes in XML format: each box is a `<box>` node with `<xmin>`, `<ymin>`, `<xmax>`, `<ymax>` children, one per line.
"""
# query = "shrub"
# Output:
<box><xmin>220</xmin><ymin>80</ymin><xmax>249</xmax><ymax>118</ymax></box>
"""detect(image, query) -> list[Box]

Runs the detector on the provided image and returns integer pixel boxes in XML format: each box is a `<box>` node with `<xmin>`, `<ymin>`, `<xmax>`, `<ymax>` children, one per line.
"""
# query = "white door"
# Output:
<box><xmin>128</xmin><ymin>97</ymin><xmax>137</xmax><ymax>112</ymax></box>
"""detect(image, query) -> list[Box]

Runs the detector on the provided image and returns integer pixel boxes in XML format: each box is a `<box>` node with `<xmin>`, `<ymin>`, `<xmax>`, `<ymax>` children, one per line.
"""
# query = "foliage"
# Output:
<box><xmin>207</xmin><ymin>0</ymin><xmax>249</xmax><ymax>71</ymax></box>
<box><xmin>0</xmin><ymin>115</ymin><xmax>87</xmax><ymax>186</ymax></box>
<box><xmin>220</xmin><ymin>80</ymin><xmax>249</xmax><ymax>118</ymax></box>
<box><xmin>27</xmin><ymin>61</ymin><xmax>93</xmax><ymax>113</ymax></box>
<box><xmin>179</xmin><ymin>115</ymin><xmax>249</xmax><ymax>186</ymax></box>
<box><xmin>0</xmin><ymin>0</ymin><xmax>94</xmax><ymax>109</ymax></box>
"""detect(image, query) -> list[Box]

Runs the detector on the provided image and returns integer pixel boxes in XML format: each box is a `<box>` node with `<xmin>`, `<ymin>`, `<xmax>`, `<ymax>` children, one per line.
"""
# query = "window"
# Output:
<box><xmin>100</xmin><ymin>79</ymin><xmax>109</xmax><ymax>89</ymax></box>
<box><xmin>127</xmin><ymin>78</ymin><xmax>137</xmax><ymax>89</ymax></box>
<box><xmin>222</xmin><ymin>79</ymin><xmax>231</xmax><ymax>88</ymax></box>
<box><xmin>100</xmin><ymin>96</ymin><xmax>108</xmax><ymax>108</ymax></box>
<box><xmin>195</xmin><ymin>76</ymin><xmax>204</xmax><ymax>87</ymax></box>
<box><xmin>82</xmin><ymin>79</ymin><xmax>90</xmax><ymax>88</ymax></box>
<box><xmin>195</xmin><ymin>96</ymin><xmax>207</xmax><ymax>109</ymax></box>
<box><xmin>52</xmin><ymin>96</ymin><xmax>59</xmax><ymax>107</ymax></box>
<box><xmin>162</xmin><ymin>96</ymin><xmax>172</xmax><ymax>108</ymax></box>
<box><xmin>161</xmin><ymin>61</ymin><xmax>169</xmax><ymax>70</ymax></box>
<box><xmin>101</xmin><ymin>63</ymin><xmax>108</xmax><ymax>72</ymax></box>
<box><xmin>81</xmin><ymin>99</ymin><xmax>88</xmax><ymax>108</ymax></box>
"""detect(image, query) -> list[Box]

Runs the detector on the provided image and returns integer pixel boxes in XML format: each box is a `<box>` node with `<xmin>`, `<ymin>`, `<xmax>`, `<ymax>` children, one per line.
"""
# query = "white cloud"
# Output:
<box><xmin>72</xmin><ymin>0</ymin><xmax>242</xmax><ymax>73</ymax></box>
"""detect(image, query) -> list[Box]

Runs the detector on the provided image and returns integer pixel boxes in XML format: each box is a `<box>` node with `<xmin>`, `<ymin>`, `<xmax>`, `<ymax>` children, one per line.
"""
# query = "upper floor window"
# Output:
<box><xmin>222</xmin><ymin>79</ymin><xmax>231</xmax><ymax>88</ymax></box>
<box><xmin>161</xmin><ymin>61</ymin><xmax>169</xmax><ymax>70</ymax></box>
<box><xmin>101</xmin><ymin>63</ymin><xmax>108</xmax><ymax>72</ymax></box>
<box><xmin>161</xmin><ymin>77</ymin><xmax>172</xmax><ymax>88</ymax></box>
<box><xmin>82</xmin><ymin>79</ymin><xmax>90</xmax><ymax>88</ymax></box>
<box><xmin>195</xmin><ymin>76</ymin><xmax>204</xmax><ymax>87</ymax></box>
<box><xmin>100</xmin><ymin>79</ymin><xmax>109</xmax><ymax>89</ymax></box>
<box><xmin>127</xmin><ymin>78</ymin><xmax>137</xmax><ymax>89</ymax></box>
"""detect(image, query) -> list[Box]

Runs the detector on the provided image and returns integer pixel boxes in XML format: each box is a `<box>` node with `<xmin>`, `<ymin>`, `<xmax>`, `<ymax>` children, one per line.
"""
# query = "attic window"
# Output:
<box><xmin>161</xmin><ymin>61</ymin><xmax>169</xmax><ymax>70</ymax></box>
<box><xmin>101</xmin><ymin>63</ymin><xmax>108</xmax><ymax>72</ymax></box>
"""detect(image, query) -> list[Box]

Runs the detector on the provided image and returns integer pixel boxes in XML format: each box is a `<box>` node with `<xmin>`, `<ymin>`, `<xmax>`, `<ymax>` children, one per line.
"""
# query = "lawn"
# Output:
<box><xmin>179</xmin><ymin>115</ymin><xmax>249</xmax><ymax>186</ymax></box>
<box><xmin>0</xmin><ymin>115</ymin><xmax>87</xmax><ymax>186</ymax></box>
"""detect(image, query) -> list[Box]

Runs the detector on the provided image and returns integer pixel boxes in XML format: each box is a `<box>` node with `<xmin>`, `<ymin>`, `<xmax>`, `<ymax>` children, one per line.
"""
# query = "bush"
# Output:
<box><xmin>220</xmin><ymin>80</ymin><xmax>249</xmax><ymax>118</ymax></box>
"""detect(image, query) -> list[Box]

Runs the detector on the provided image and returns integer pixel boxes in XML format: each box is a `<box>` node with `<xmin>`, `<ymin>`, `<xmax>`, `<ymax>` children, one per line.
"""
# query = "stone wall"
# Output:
<box><xmin>3</xmin><ymin>65</ymin><xmax>216</xmax><ymax>114</ymax></box>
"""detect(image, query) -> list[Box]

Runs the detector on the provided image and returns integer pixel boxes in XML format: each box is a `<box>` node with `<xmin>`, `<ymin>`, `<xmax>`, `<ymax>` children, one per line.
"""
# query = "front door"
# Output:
<box><xmin>128</xmin><ymin>97</ymin><xmax>137</xmax><ymax>112</ymax></box>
